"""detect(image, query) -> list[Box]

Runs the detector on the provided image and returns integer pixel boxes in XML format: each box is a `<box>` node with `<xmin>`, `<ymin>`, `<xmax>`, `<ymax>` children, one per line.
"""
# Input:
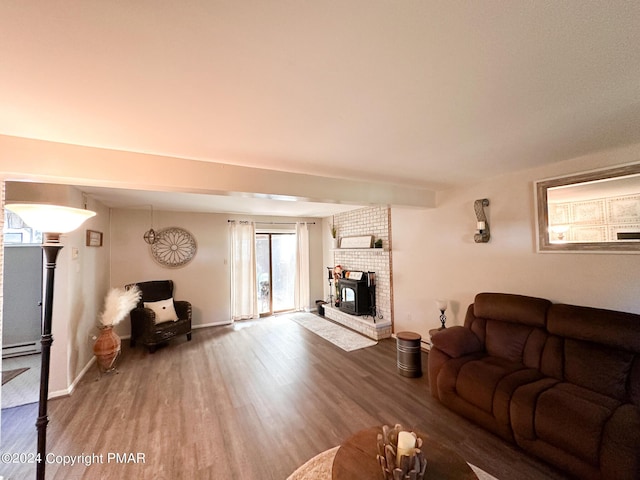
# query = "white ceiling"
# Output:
<box><xmin>2</xmin><ymin>1</ymin><xmax>640</xmax><ymax>214</ymax></box>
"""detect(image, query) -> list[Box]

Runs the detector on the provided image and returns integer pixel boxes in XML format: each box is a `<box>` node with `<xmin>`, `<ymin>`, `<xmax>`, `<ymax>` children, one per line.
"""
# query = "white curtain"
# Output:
<box><xmin>294</xmin><ymin>222</ymin><xmax>310</xmax><ymax>311</ymax></box>
<box><xmin>230</xmin><ymin>221</ymin><xmax>258</xmax><ymax>321</ymax></box>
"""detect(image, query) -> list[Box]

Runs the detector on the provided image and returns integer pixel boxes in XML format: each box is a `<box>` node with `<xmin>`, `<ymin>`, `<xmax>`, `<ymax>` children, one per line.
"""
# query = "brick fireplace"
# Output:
<box><xmin>324</xmin><ymin>206</ymin><xmax>393</xmax><ymax>340</ymax></box>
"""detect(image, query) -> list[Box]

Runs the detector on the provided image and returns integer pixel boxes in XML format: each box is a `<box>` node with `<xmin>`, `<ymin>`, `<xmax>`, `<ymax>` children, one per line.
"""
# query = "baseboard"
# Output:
<box><xmin>193</xmin><ymin>320</ymin><xmax>233</xmax><ymax>328</ymax></box>
<box><xmin>50</xmin><ymin>355</ymin><xmax>96</xmax><ymax>400</ymax></box>
<box><xmin>2</xmin><ymin>341</ymin><xmax>40</xmax><ymax>358</ymax></box>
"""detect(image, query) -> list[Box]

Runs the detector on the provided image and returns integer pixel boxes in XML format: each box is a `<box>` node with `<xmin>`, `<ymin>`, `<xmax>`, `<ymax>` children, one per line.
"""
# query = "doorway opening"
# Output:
<box><xmin>256</xmin><ymin>233</ymin><xmax>296</xmax><ymax>316</ymax></box>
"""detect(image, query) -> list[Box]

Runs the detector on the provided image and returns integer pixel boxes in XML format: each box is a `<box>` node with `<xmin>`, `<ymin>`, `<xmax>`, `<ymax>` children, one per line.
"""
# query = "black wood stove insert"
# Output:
<box><xmin>337</xmin><ymin>271</ymin><xmax>376</xmax><ymax>317</ymax></box>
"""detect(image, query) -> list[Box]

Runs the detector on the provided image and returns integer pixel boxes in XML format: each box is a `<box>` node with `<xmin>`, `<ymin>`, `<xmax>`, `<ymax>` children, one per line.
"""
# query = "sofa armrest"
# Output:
<box><xmin>130</xmin><ymin>306</ymin><xmax>156</xmax><ymax>326</ymax></box>
<box><xmin>431</xmin><ymin>326</ymin><xmax>482</xmax><ymax>358</ymax></box>
<box><xmin>174</xmin><ymin>300</ymin><xmax>192</xmax><ymax>322</ymax></box>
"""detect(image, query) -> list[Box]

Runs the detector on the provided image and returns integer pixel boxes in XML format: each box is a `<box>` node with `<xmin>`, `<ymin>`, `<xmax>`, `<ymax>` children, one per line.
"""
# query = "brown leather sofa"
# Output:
<box><xmin>428</xmin><ymin>293</ymin><xmax>640</xmax><ymax>480</ymax></box>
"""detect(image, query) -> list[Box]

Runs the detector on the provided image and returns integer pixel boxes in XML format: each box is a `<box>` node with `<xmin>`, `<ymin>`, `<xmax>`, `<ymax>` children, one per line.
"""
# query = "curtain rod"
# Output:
<box><xmin>227</xmin><ymin>220</ymin><xmax>315</xmax><ymax>225</ymax></box>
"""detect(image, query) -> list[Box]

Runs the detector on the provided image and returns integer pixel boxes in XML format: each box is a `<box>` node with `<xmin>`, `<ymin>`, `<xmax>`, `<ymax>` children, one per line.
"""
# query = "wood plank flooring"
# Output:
<box><xmin>1</xmin><ymin>315</ymin><xmax>570</xmax><ymax>479</ymax></box>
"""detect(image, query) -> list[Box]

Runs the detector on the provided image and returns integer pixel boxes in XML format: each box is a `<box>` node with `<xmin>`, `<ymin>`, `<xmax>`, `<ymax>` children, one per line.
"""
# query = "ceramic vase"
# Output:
<box><xmin>93</xmin><ymin>326</ymin><xmax>121</xmax><ymax>373</ymax></box>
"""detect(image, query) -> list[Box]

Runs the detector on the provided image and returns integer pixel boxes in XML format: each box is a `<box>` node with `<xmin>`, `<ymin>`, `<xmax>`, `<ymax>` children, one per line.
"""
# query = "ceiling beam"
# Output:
<box><xmin>0</xmin><ymin>135</ymin><xmax>435</xmax><ymax>209</ymax></box>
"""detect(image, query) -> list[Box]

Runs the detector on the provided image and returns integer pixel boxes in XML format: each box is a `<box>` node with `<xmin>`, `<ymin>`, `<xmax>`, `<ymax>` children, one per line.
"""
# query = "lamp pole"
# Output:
<box><xmin>36</xmin><ymin>235</ymin><xmax>63</xmax><ymax>480</ymax></box>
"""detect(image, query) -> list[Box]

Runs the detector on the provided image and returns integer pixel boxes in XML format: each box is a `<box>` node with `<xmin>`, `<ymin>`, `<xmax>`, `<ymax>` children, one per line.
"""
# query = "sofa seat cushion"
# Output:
<box><xmin>456</xmin><ymin>356</ymin><xmax>528</xmax><ymax>413</ymax></box>
<box><xmin>148</xmin><ymin>317</ymin><xmax>191</xmax><ymax>343</ymax></box>
<box><xmin>436</xmin><ymin>354</ymin><xmax>543</xmax><ymax>441</ymax></box>
<box><xmin>517</xmin><ymin>382</ymin><xmax>621</xmax><ymax>467</ymax></box>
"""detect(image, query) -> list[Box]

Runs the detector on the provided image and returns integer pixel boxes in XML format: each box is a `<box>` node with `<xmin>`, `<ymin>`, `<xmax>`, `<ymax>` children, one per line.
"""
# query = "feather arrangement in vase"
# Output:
<box><xmin>98</xmin><ymin>286</ymin><xmax>141</xmax><ymax>328</ymax></box>
<box><xmin>94</xmin><ymin>286</ymin><xmax>141</xmax><ymax>374</ymax></box>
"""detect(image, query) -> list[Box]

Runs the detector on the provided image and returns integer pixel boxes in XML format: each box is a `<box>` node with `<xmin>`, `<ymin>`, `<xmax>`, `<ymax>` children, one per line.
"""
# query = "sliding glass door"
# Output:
<box><xmin>256</xmin><ymin>233</ymin><xmax>296</xmax><ymax>316</ymax></box>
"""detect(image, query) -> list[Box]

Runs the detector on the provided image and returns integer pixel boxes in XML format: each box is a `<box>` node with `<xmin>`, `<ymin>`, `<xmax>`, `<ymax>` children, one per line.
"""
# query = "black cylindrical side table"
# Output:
<box><xmin>396</xmin><ymin>331</ymin><xmax>422</xmax><ymax>377</ymax></box>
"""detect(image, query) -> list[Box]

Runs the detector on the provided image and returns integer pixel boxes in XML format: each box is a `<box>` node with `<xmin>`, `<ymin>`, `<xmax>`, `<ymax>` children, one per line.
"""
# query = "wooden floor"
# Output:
<box><xmin>1</xmin><ymin>315</ymin><xmax>570</xmax><ymax>480</ymax></box>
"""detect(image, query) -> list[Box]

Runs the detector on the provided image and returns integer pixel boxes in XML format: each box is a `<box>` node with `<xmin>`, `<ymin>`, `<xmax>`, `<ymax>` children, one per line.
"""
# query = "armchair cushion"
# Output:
<box><xmin>144</xmin><ymin>298</ymin><xmax>178</xmax><ymax>324</ymax></box>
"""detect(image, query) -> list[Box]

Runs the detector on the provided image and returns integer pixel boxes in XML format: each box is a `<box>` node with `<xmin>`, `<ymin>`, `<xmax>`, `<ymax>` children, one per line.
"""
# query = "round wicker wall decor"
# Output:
<box><xmin>150</xmin><ymin>227</ymin><xmax>197</xmax><ymax>268</ymax></box>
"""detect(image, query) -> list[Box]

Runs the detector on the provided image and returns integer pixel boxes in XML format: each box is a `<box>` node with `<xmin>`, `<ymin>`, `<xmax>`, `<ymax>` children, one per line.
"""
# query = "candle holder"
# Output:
<box><xmin>376</xmin><ymin>424</ymin><xmax>427</xmax><ymax>480</ymax></box>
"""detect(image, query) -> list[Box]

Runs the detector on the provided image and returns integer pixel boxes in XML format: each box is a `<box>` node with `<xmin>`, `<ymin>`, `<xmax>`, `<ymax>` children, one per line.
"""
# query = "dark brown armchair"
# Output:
<box><xmin>126</xmin><ymin>280</ymin><xmax>192</xmax><ymax>353</ymax></box>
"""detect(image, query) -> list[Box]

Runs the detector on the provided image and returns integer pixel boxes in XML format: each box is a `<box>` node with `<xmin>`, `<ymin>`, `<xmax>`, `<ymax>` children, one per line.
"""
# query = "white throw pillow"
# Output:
<box><xmin>144</xmin><ymin>298</ymin><xmax>178</xmax><ymax>324</ymax></box>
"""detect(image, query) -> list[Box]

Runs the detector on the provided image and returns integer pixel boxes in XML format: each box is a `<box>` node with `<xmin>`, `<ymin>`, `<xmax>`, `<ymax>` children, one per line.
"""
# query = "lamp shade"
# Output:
<box><xmin>6</xmin><ymin>204</ymin><xmax>96</xmax><ymax>233</ymax></box>
<box><xmin>436</xmin><ymin>299</ymin><xmax>448</xmax><ymax>311</ymax></box>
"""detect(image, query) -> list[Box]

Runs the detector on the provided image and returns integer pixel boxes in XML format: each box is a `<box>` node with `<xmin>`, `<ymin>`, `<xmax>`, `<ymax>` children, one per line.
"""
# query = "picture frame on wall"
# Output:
<box><xmin>86</xmin><ymin>230</ymin><xmax>103</xmax><ymax>247</ymax></box>
<box><xmin>339</xmin><ymin>235</ymin><xmax>373</xmax><ymax>248</ymax></box>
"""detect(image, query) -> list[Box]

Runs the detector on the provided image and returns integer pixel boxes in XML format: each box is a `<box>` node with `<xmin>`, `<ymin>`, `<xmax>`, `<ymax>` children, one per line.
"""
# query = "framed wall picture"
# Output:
<box><xmin>339</xmin><ymin>235</ymin><xmax>373</xmax><ymax>248</ymax></box>
<box><xmin>86</xmin><ymin>230</ymin><xmax>103</xmax><ymax>247</ymax></box>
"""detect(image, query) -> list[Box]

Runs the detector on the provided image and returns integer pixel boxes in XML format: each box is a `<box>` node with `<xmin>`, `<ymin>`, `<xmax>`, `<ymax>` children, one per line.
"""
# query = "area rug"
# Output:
<box><xmin>2</xmin><ymin>367</ymin><xmax>29</xmax><ymax>386</ymax></box>
<box><xmin>287</xmin><ymin>446</ymin><xmax>339</xmax><ymax>480</ymax></box>
<box><xmin>287</xmin><ymin>312</ymin><xmax>377</xmax><ymax>352</ymax></box>
<box><xmin>287</xmin><ymin>447</ymin><xmax>499</xmax><ymax>480</ymax></box>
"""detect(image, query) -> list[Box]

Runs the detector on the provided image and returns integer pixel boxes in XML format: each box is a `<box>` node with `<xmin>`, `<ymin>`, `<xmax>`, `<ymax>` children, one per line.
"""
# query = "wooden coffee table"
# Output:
<box><xmin>332</xmin><ymin>427</ymin><xmax>478</xmax><ymax>479</ymax></box>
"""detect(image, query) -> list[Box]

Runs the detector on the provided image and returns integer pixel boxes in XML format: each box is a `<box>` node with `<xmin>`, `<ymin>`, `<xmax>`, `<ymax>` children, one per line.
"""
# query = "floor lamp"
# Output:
<box><xmin>5</xmin><ymin>204</ymin><xmax>96</xmax><ymax>480</ymax></box>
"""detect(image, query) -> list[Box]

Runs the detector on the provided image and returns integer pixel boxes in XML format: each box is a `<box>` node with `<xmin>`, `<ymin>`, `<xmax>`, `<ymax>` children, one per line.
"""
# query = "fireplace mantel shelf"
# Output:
<box><xmin>332</xmin><ymin>248</ymin><xmax>387</xmax><ymax>252</ymax></box>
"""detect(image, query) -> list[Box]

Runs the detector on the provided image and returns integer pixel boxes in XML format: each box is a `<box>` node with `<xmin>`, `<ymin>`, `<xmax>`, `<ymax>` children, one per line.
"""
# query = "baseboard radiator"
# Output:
<box><xmin>2</xmin><ymin>341</ymin><xmax>40</xmax><ymax>358</ymax></box>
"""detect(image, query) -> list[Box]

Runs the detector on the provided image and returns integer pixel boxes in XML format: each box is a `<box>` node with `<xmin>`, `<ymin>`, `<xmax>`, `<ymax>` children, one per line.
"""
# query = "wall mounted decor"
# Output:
<box><xmin>150</xmin><ymin>227</ymin><xmax>197</xmax><ymax>268</ymax></box>
<box><xmin>86</xmin><ymin>229</ymin><xmax>103</xmax><ymax>247</ymax></box>
<box><xmin>339</xmin><ymin>235</ymin><xmax>374</xmax><ymax>248</ymax></box>
<box><xmin>473</xmin><ymin>199</ymin><xmax>490</xmax><ymax>243</ymax></box>
<box><xmin>535</xmin><ymin>163</ymin><xmax>640</xmax><ymax>252</ymax></box>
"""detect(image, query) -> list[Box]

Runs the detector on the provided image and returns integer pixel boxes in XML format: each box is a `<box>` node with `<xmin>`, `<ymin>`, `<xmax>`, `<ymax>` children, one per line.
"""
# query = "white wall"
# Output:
<box><xmin>59</xmin><ymin>194</ymin><xmax>110</xmax><ymax>392</ymax></box>
<box><xmin>110</xmin><ymin>209</ymin><xmax>324</xmax><ymax>335</ymax></box>
<box><xmin>392</xmin><ymin>143</ymin><xmax>640</xmax><ymax>341</ymax></box>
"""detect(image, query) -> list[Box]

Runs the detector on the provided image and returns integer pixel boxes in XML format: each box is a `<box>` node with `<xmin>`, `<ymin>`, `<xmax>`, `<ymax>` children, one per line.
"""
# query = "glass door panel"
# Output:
<box><xmin>255</xmin><ymin>234</ymin><xmax>271</xmax><ymax>315</ymax></box>
<box><xmin>271</xmin><ymin>234</ymin><xmax>296</xmax><ymax>312</ymax></box>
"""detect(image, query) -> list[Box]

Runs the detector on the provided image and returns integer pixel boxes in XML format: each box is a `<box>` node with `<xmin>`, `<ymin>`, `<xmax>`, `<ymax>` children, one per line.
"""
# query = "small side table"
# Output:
<box><xmin>396</xmin><ymin>331</ymin><xmax>422</xmax><ymax>378</ymax></box>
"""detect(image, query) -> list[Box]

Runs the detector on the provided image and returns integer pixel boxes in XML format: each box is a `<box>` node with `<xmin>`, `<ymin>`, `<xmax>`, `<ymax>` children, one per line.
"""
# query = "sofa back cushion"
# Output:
<box><xmin>548</xmin><ymin>304</ymin><xmax>640</xmax><ymax>402</ymax></box>
<box><xmin>548</xmin><ymin>304</ymin><xmax>640</xmax><ymax>352</ymax></box>
<box><xmin>473</xmin><ymin>293</ymin><xmax>550</xmax><ymax>327</ymax></box>
<box><xmin>127</xmin><ymin>280</ymin><xmax>175</xmax><ymax>307</ymax></box>
<box><xmin>470</xmin><ymin>293</ymin><xmax>551</xmax><ymax>366</ymax></box>
<box><xmin>485</xmin><ymin>320</ymin><xmax>535</xmax><ymax>364</ymax></box>
<box><xmin>564</xmin><ymin>338</ymin><xmax>634</xmax><ymax>401</ymax></box>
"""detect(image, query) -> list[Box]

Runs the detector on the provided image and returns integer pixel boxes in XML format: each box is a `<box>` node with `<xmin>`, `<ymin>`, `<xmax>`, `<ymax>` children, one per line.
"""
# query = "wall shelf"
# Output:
<box><xmin>332</xmin><ymin>248</ymin><xmax>387</xmax><ymax>253</ymax></box>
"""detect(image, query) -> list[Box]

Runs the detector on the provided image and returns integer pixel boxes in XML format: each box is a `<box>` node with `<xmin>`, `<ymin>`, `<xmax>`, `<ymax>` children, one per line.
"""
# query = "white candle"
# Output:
<box><xmin>477</xmin><ymin>221</ymin><xmax>485</xmax><ymax>231</ymax></box>
<box><xmin>396</xmin><ymin>431</ymin><xmax>416</xmax><ymax>464</ymax></box>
